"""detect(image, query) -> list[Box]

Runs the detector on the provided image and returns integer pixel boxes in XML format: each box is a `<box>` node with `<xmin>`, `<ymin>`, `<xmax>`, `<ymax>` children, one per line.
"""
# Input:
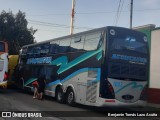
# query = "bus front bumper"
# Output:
<box><xmin>96</xmin><ymin>97</ymin><xmax>146</xmax><ymax>107</ymax></box>
<box><xmin>0</xmin><ymin>81</ymin><xmax>7</xmax><ymax>88</ymax></box>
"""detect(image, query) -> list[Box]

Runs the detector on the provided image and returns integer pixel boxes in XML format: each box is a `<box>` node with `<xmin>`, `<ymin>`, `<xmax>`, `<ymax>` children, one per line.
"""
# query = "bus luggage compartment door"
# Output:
<box><xmin>76</xmin><ymin>82</ymin><xmax>86</xmax><ymax>104</ymax></box>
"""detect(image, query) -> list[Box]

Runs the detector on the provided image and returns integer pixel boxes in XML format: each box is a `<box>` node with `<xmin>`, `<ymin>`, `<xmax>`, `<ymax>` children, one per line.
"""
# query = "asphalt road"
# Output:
<box><xmin>0</xmin><ymin>88</ymin><xmax>159</xmax><ymax>120</ymax></box>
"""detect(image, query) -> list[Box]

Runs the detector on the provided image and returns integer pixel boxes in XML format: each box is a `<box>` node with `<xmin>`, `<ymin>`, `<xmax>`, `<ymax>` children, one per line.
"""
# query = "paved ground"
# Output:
<box><xmin>0</xmin><ymin>88</ymin><xmax>159</xmax><ymax>120</ymax></box>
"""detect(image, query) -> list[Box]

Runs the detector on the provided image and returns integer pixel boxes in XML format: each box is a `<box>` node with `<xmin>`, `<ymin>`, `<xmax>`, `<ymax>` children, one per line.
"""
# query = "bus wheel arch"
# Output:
<box><xmin>55</xmin><ymin>85</ymin><xmax>65</xmax><ymax>103</ymax></box>
<box><xmin>66</xmin><ymin>87</ymin><xmax>75</xmax><ymax>106</ymax></box>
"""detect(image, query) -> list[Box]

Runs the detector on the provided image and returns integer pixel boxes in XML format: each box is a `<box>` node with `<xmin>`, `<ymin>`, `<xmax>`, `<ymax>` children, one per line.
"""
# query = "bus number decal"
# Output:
<box><xmin>114</xmin><ymin>82</ymin><xmax>122</xmax><ymax>87</ymax></box>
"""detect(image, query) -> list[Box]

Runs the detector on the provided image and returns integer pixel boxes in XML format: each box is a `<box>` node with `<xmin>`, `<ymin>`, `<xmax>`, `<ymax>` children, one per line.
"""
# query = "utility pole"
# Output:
<box><xmin>70</xmin><ymin>0</ymin><xmax>75</xmax><ymax>35</ymax></box>
<box><xmin>130</xmin><ymin>0</ymin><xmax>133</xmax><ymax>29</ymax></box>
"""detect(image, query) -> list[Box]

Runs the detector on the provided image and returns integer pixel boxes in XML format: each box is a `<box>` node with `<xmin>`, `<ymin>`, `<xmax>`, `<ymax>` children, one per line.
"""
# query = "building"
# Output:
<box><xmin>134</xmin><ymin>24</ymin><xmax>160</xmax><ymax>107</ymax></box>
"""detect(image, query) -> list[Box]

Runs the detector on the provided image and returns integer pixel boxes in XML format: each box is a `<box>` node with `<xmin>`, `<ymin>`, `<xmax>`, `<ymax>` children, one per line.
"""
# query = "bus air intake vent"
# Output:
<box><xmin>110</xmin><ymin>64</ymin><xmax>120</xmax><ymax>75</ymax></box>
<box><xmin>110</xmin><ymin>63</ymin><xmax>146</xmax><ymax>78</ymax></box>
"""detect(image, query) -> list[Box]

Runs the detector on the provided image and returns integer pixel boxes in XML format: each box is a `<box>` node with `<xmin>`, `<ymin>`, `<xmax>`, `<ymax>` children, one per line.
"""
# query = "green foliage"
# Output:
<box><xmin>0</xmin><ymin>10</ymin><xmax>37</xmax><ymax>54</ymax></box>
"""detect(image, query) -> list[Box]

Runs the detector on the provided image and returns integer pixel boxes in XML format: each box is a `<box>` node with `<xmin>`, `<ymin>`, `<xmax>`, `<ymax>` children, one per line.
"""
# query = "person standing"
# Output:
<box><xmin>37</xmin><ymin>75</ymin><xmax>46</xmax><ymax>100</ymax></box>
<box><xmin>32</xmin><ymin>80</ymin><xmax>39</xmax><ymax>99</ymax></box>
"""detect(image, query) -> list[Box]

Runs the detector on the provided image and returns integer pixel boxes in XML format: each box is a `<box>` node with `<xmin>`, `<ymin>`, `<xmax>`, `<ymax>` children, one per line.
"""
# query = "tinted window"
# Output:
<box><xmin>40</xmin><ymin>44</ymin><xmax>50</xmax><ymax>55</ymax></box>
<box><xmin>27</xmin><ymin>44</ymin><xmax>50</xmax><ymax>56</ymax></box>
<box><xmin>108</xmin><ymin>28</ymin><xmax>148</xmax><ymax>54</ymax></box>
<box><xmin>34</xmin><ymin>46</ymin><xmax>41</xmax><ymax>55</ymax></box>
<box><xmin>0</xmin><ymin>42</ymin><xmax>5</xmax><ymax>52</ymax></box>
<box><xmin>27</xmin><ymin>46</ymin><xmax>34</xmax><ymax>55</ymax></box>
<box><xmin>84</xmin><ymin>32</ymin><xmax>102</xmax><ymax>50</ymax></box>
<box><xmin>21</xmin><ymin>47</ymin><xmax>28</xmax><ymax>55</ymax></box>
<box><xmin>111</xmin><ymin>37</ymin><xmax>148</xmax><ymax>54</ymax></box>
<box><xmin>39</xmin><ymin>66</ymin><xmax>54</xmax><ymax>84</ymax></box>
<box><xmin>31</xmin><ymin>66</ymin><xmax>41</xmax><ymax>77</ymax></box>
<box><xmin>30</xmin><ymin>66</ymin><xmax>54</xmax><ymax>84</ymax></box>
<box><xmin>59</xmin><ymin>39</ymin><xmax>71</xmax><ymax>53</ymax></box>
<box><xmin>50</xmin><ymin>41</ymin><xmax>59</xmax><ymax>54</ymax></box>
<box><xmin>70</xmin><ymin>36</ymin><xmax>84</xmax><ymax>52</ymax></box>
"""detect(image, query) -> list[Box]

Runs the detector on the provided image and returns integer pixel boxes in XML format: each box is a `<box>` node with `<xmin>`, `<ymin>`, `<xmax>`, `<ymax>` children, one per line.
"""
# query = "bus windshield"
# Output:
<box><xmin>107</xmin><ymin>27</ymin><xmax>149</xmax><ymax>81</ymax></box>
<box><xmin>110</xmin><ymin>36</ymin><xmax>148</xmax><ymax>54</ymax></box>
<box><xmin>108</xmin><ymin>28</ymin><xmax>148</xmax><ymax>55</ymax></box>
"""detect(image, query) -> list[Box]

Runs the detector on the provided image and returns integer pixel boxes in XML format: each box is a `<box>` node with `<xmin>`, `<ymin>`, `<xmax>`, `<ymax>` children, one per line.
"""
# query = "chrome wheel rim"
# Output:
<box><xmin>58</xmin><ymin>91</ymin><xmax>62</xmax><ymax>101</ymax></box>
<box><xmin>68</xmin><ymin>92</ymin><xmax>74</xmax><ymax>104</ymax></box>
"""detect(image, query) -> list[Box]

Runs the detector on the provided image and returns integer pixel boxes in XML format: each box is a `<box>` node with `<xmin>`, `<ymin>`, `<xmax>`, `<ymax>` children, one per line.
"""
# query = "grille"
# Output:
<box><xmin>86</xmin><ymin>80</ymin><xmax>97</xmax><ymax>103</ymax></box>
<box><xmin>110</xmin><ymin>63</ymin><xmax>146</xmax><ymax>78</ymax></box>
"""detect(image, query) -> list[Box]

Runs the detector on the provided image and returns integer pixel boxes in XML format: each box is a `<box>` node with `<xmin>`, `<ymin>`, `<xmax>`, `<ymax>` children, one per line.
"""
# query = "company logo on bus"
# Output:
<box><xmin>27</xmin><ymin>57</ymin><xmax>52</xmax><ymax>64</ymax></box>
<box><xmin>111</xmin><ymin>54</ymin><xmax>147</xmax><ymax>64</ymax></box>
<box><xmin>110</xmin><ymin>29</ymin><xmax>115</xmax><ymax>35</ymax></box>
<box><xmin>114</xmin><ymin>81</ymin><xmax>123</xmax><ymax>87</ymax></box>
<box><xmin>122</xmin><ymin>95</ymin><xmax>134</xmax><ymax>100</ymax></box>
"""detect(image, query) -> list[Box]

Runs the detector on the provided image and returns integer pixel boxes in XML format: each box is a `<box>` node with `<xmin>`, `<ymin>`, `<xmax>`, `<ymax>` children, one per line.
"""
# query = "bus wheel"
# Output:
<box><xmin>56</xmin><ymin>87</ymin><xmax>65</xmax><ymax>103</ymax></box>
<box><xmin>66</xmin><ymin>88</ymin><xmax>75</xmax><ymax>106</ymax></box>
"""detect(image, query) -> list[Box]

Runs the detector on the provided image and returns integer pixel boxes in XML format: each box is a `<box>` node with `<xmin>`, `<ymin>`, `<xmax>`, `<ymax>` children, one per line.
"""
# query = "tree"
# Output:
<box><xmin>0</xmin><ymin>10</ymin><xmax>37</xmax><ymax>54</ymax></box>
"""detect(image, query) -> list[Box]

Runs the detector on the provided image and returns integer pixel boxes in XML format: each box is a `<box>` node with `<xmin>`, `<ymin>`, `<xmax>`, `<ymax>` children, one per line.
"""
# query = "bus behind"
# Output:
<box><xmin>0</xmin><ymin>41</ymin><xmax>8</xmax><ymax>88</ymax></box>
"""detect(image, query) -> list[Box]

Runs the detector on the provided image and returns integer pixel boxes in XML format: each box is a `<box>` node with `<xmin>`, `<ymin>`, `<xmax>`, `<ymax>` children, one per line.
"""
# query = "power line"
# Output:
<box><xmin>27</xmin><ymin>8</ymin><xmax>160</xmax><ymax>16</ymax></box>
<box><xmin>77</xmin><ymin>8</ymin><xmax>160</xmax><ymax>14</ymax></box>
<box><xmin>114</xmin><ymin>0</ymin><xmax>122</xmax><ymax>26</ymax></box>
<box><xmin>118</xmin><ymin>0</ymin><xmax>125</xmax><ymax>23</ymax></box>
<box><xmin>35</xmin><ymin>28</ymin><xmax>68</xmax><ymax>32</ymax></box>
<box><xmin>28</xmin><ymin>19</ymin><xmax>93</xmax><ymax>30</ymax></box>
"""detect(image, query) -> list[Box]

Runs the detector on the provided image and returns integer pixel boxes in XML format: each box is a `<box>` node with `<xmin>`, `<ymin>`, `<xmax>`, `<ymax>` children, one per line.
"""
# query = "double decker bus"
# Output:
<box><xmin>15</xmin><ymin>26</ymin><xmax>149</xmax><ymax>106</ymax></box>
<box><xmin>0</xmin><ymin>41</ymin><xmax>8</xmax><ymax>88</ymax></box>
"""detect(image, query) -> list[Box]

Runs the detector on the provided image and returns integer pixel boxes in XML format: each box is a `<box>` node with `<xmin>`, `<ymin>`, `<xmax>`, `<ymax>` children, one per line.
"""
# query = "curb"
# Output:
<box><xmin>147</xmin><ymin>103</ymin><xmax>160</xmax><ymax>109</ymax></box>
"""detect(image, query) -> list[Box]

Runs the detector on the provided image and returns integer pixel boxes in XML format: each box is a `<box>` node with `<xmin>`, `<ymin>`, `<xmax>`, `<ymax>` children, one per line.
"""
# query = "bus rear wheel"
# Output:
<box><xmin>66</xmin><ymin>88</ymin><xmax>75</xmax><ymax>106</ymax></box>
<box><xmin>56</xmin><ymin>87</ymin><xmax>65</xmax><ymax>103</ymax></box>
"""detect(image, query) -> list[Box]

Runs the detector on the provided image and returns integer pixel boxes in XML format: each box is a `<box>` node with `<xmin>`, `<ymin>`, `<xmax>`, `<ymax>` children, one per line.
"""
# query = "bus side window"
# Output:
<box><xmin>38</xmin><ymin>66</ymin><xmax>53</xmax><ymax>84</ymax></box>
<box><xmin>97</xmin><ymin>32</ymin><xmax>104</xmax><ymax>49</ymax></box>
<box><xmin>27</xmin><ymin>46</ymin><xmax>34</xmax><ymax>55</ymax></box>
<box><xmin>31</xmin><ymin>66</ymin><xmax>40</xmax><ymax>78</ymax></box>
<box><xmin>22</xmin><ymin>48</ymin><xmax>27</xmax><ymax>55</ymax></box>
<box><xmin>58</xmin><ymin>39</ymin><xmax>71</xmax><ymax>53</ymax></box>
<box><xmin>40</xmin><ymin>44</ymin><xmax>50</xmax><ymax>55</ymax></box>
<box><xmin>84</xmin><ymin>32</ymin><xmax>102</xmax><ymax>51</ymax></box>
<box><xmin>50</xmin><ymin>41</ymin><xmax>59</xmax><ymax>54</ymax></box>
<box><xmin>34</xmin><ymin>46</ymin><xmax>41</xmax><ymax>55</ymax></box>
<box><xmin>70</xmin><ymin>36</ymin><xmax>84</xmax><ymax>52</ymax></box>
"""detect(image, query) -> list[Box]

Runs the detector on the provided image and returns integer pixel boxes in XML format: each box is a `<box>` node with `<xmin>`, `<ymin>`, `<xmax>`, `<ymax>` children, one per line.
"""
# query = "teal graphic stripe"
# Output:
<box><xmin>115</xmin><ymin>82</ymin><xmax>144</xmax><ymax>94</ymax></box>
<box><xmin>24</xmin><ymin>68</ymin><xmax>101</xmax><ymax>88</ymax></box>
<box><xmin>24</xmin><ymin>78</ymin><xmax>37</xmax><ymax>86</ymax></box>
<box><xmin>51</xmin><ymin>48</ymin><xmax>102</xmax><ymax>74</ymax></box>
<box><xmin>46</xmin><ymin>80</ymin><xmax>61</xmax><ymax>87</ymax></box>
<box><xmin>96</xmin><ymin>52</ymin><xmax>102</xmax><ymax>61</ymax></box>
<box><xmin>46</xmin><ymin>68</ymin><xmax>101</xmax><ymax>88</ymax></box>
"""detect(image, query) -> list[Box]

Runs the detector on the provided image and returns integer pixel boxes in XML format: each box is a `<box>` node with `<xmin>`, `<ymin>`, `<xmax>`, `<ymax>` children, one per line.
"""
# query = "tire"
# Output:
<box><xmin>19</xmin><ymin>78</ymin><xmax>25</xmax><ymax>92</ymax></box>
<box><xmin>56</xmin><ymin>87</ymin><xmax>65</xmax><ymax>103</ymax></box>
<box><xmin>66</xmin><ymin>88</ymin><xmax>75</xmax><ymax>106</ymax></box>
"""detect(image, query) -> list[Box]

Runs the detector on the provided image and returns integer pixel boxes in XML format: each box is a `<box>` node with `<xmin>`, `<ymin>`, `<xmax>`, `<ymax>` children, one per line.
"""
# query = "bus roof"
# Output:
<box><xmin>22</xmin><ymin>26</ymin><xmax>141</xmax><ymax>49</ymax></box>
<box><xmin>22</xmin><ymin>26</ymin><xmax>107</xmax><ymax>48</ymax></box>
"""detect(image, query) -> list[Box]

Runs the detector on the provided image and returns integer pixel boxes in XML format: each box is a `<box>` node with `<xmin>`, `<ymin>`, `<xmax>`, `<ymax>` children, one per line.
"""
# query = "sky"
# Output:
<box><xmin>0</xmin><ymin>0</ymin><xmax>160</xmax><ymax>42</ymax></box>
